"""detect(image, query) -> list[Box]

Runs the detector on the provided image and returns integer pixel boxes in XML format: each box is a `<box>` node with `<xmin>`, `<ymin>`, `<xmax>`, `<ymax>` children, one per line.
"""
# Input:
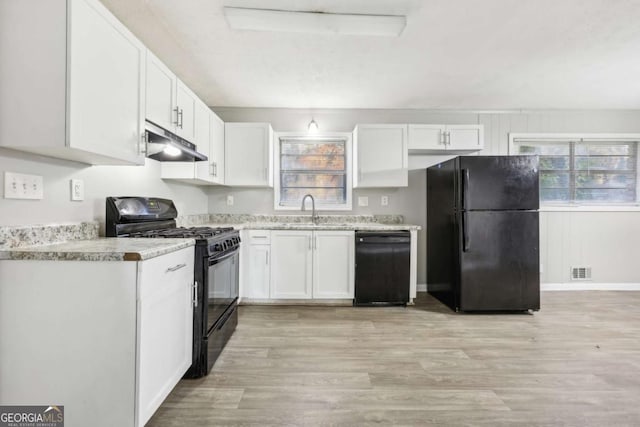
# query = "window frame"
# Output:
<box><xmin>508</xmin><ymin>133</ymin><xmax>640</xmax><ymax>207</ymax></box>
<box><xmin>273</xmin><ymin>132</ymin><xmax>353</xmax><ymax>211</ymax></box>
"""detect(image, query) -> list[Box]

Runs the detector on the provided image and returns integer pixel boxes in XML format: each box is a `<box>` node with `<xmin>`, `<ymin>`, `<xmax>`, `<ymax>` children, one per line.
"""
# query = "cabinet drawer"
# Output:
<box><xmin>139</xmin><ymin>246</ymin><xmax>194</xmax><ymax>301</ymax></box>
<box><xmin>247</xmin><ymin>230</ymin><xmax>271</xmax><ymax>245</ymax></box>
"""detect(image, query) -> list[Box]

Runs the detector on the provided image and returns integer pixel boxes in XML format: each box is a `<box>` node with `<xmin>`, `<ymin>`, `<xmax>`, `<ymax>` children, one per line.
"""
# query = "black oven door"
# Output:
<box><xmin>207</xmin><ymin>250</ymin><xmax>239</xmax><ymax>334</ymax></box>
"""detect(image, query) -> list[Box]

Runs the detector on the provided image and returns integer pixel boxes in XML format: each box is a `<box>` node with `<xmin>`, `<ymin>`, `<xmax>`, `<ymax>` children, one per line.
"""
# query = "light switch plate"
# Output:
<box><xmin>358</xmin><ymin>196</ymin><xmax>368</xmax><ymax>207</ymax></box>
<box><xmin>71</xmin><ymin>179</ymin><xmax>84</xmax><ymax>201</ymax></box>
<box><xmin>4</xmin><ymin>172</ymin><xmax>43</xmax><ymax>200</ymax></box>
<box><xmin>226</xmin><ymin>195</ymin><xmax>234</xmax><ymax>206</ymax></box>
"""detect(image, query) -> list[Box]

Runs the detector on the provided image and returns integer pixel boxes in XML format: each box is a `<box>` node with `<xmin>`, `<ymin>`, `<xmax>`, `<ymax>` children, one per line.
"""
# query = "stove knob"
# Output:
<box><xmin>214</xmin><ymin>243</ymin><xmax>222</xmax><ymax>251</ymax></box>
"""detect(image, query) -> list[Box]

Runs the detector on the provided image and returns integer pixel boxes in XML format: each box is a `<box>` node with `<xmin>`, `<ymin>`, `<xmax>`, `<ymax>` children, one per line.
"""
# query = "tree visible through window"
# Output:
<box><xmin>514</xmin><ymin>139</ymin><xmax>638</xmax><ymax>204</ymax></box>
<box><xmin>279</xmin><ymin>138</ymin><xmax>348</xmax><ymax>207</ymax></box>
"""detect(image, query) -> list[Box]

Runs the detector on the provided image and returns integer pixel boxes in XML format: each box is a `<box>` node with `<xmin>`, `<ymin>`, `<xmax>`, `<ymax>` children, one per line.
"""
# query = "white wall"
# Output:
<box><xmin>0</xmin><ymin>148</ymin><xmax>209</xmax><ymax>230</ymax></box>
<box><xmin>212</xmin><ymin>108</ymin><xmax>640</xmax><ymax>285</ymax></box>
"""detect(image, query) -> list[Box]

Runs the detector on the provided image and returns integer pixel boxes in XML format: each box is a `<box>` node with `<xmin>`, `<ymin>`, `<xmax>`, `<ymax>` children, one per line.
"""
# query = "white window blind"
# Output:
<box><xmin>513</xmin><ymin>137</ymin><xmax>638</xmax><ymax>204</ymax></box>
<box><xmin>278</xmin><ymin>138</ymin><xmax>348</xmax><ymax>207</ymax></box>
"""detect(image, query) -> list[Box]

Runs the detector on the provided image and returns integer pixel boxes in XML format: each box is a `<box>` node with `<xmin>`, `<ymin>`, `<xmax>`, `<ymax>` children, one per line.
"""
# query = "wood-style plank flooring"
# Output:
<box><xmin>148</xmin><ymin>292</ymin><xmax>640</xmax><ymax>426</ymax></box>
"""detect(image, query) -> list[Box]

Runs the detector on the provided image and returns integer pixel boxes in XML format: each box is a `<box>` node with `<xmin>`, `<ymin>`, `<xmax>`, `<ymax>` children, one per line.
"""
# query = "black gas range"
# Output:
<box><xmin>106</xmin><ymin>197</ymin><xmax>240</xmax><ymax>378</ymax></box>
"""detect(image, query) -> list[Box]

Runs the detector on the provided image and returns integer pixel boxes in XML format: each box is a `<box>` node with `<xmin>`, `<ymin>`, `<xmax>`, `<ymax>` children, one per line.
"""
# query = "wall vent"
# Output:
<box><xmin>571</xmin><ymin>267</ymin><xmax>592</xmax><ymax>281</ymax></box>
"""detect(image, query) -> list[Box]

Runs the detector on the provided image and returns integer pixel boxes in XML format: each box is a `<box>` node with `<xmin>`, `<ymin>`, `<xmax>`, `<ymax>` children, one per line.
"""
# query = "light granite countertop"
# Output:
<box><xmin>0</xmin><ymin>238</ymin><xmax>195</xmax><ymax>262</ymax></box>
<box><xmin>204</xmin><ymin>222</ymin><xmax>420</xmax><ymax>231</ymax></box>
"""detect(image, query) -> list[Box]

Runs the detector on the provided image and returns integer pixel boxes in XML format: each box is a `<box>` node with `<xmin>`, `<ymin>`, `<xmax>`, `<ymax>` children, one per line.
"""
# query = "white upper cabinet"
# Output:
<box><xmin>161</xmin><ymin>100</ymin><xmax>226</xmax><ymax>185</ymax></box>
<box><xmin>408</xmin><ymin>124</ymin><xmax>484</xmax><ymax>151</ymax></box>
<box><xmin>145</xmin><ymin>50</ymin><xmax>200</xmax><ymax>144</ymax></box>
<box><xmin>175</xmin><ymin>80</ymin><xmax>197</xmax><ymax>142</ymax></box>
<box><xmin>353</xmin><ymin>124</ymin><xmax>408</xmax><ymax>188</ymax></box>
<box><xmin>225</xmin><ymin>123</ymin><xmax>273</xmax><ymax>187</ymax></box>
<box><xmin>146</xmin><ymin>51</ymin><xmax>177</xmax><ymax>132</ymax></box>
<box><xmin>208</xmin><ymin>112</ymin><xmax>225</xmax><ymax>185</ymax></box>
<box><xmin>0</xmin><ymin>0</ymin><xmax>146</xmax><ymax>165</ymax></box>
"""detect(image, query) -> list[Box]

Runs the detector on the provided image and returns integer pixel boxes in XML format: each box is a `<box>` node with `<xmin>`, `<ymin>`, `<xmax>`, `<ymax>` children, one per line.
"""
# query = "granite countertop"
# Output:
<box><xmin>209</xmin><ymin>222</ymin><xmax>420</xmax><ymax>231</ymax></box>
<box><xmin>0</xmin><ymin>238</ymin><xmax>195</xmax><ymax>262</ymax></box>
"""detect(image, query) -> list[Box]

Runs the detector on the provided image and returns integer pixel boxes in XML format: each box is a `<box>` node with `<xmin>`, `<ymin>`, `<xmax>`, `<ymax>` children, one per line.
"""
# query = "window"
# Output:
<box><xmin>511</xmin><ymin>135</ymin><xmax>639</xmax><ymax>204</ymax></box>
<box><xmin>274</xmin><ymin>134</ymin><xmax>352</xmax><ymax>210</ymax></box>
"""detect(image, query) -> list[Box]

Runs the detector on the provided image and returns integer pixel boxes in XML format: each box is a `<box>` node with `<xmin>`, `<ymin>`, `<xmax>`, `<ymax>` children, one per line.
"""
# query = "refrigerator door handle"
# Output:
<box><xmin>462</xmin><ymin>211</ymin><xmax>470</xmax><ymax>252</ymax></box>
<box><xmin>462</xmin><ymin>168</ymin><xmax>470</xmax><ymax>210</ymax></box>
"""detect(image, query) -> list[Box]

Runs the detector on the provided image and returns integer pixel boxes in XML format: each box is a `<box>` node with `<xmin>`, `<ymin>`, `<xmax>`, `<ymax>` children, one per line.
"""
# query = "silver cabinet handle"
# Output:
<box><xmin>140</xmin><ymin>132</ymin><xmax>147</xmax><ymax>155</ymax></box>
<box><xmin>440</xmin><ymin>131</ymin><xmax>445</xmax><ymax>145</ymax></box>
<box><xmin>178</xmin><ymin>108</ymin><xmax>184</xmax><ymax>129</ymax></box>
<box><xmin>446</xmin><ymin>131</ymin><xmax>451</xmax><ymax>145</ymax></box>
<box><xmin>173</xmin><ymin>107</ymin><xmax>180</xmax><ymax>127</ymax></box>
<box><xmin>166</xmin><ymin>263</ymin><xmax>187</xmax><ymax>273</ymax></box>
<box><xmin>308</xmin><ymin>236</ymin><xmax>312</xmax><ymax>250</ymax></box>
<box><xmin>192</xmin><ymin>281</ymin><xmax>198</xmax><ymax>307</ymax></box>
<box><xmin>213</xmin><ymin>162</ymin><xmax>217</xmax><ymax>177</ymax></box>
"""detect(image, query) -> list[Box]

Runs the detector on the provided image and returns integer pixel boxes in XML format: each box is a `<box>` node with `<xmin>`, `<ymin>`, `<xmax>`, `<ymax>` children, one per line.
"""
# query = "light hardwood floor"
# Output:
<box><xmin>148</xmin><ymin>292</ymin><xmax>640</xmax><ymax>426</ymax></box>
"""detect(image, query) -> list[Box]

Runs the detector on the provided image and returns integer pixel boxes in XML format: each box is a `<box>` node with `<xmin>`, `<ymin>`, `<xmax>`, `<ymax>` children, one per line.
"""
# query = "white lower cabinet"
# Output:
<box><xmin>243</xmin><ymin>230</ymin><xmax>272</xmax><ymax>299</ymax></box>
<box><xmin>0</xmin><ymin>247</ymin><xmax>195</xmax><ymax>427</ymax></box>
<box><xmin>243</xmin><ymin>230</ymin><xmax>354</xmax><ymax>300</ymax></box>
<box><xmin>312</xmin><ymin>231</ymin><xmax>355</xmax><ymax>299</ymax></box>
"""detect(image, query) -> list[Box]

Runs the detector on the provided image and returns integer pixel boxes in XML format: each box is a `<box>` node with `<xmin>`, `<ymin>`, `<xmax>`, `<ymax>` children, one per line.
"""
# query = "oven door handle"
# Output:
<box><xmin>208</xmin><ymin>250</ymin><xmax>238</xmax><ymax>266</ymax></box>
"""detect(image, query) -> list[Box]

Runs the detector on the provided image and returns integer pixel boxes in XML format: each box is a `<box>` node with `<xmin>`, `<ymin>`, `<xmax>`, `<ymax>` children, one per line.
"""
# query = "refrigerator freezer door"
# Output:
<box><xmin>460</xmin><ymin>156</ymin><xmax>539</xmax><ymax>211</ymax></box>
<box><xmin>459</xmin><ymin>210</ymin><xmax>539</xmax><ymax>311</ymax></box>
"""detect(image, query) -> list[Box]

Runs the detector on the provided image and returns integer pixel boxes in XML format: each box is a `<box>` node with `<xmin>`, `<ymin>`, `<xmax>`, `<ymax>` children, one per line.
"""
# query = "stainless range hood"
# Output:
<box><xmin>145</xmin><ymin>120</ymin><xmax>208</xmax><ymax>162</ymax></box>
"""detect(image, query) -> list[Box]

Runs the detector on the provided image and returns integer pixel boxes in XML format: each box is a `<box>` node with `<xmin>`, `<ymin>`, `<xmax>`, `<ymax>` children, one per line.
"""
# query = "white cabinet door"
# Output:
<box><xmin>225</xmin><ymin>123</ymin><xmax>273</xmax><ymax>187</ymax></box>
<box><xmin>209</xmin><ymin>112</ymin><xmax>225</xmax><ymax>185</ymax></box>
<box><xmin>145</xmin><ymin>50</ymin><xmax>177</xmax><ymax>132</ymax></box>
<box><xmin>175</xmin><ymin>80</ymin><xmax>197</xmax><ymax>142</ymax></box>
<box><xmin>313</xmin><ymin>231</ymin><xmax>354</xmax><ymax>299</ymax></box>
<box><xmin>137</xmin><ymin>247</ymin><xmax>194</xmax><ymax>427</ymax></box>
<box><xmin>246</xmin><ymin>245</ymin><xmax>271</xmax><ymax>299</ymax></box>
<box><xmin>67</xmin><ymin>0</ymin><xmax>145</xmax><ymax>165</ymax></box>
<box><xmin>354</xmin><ymin>124</ymin><xmax>408</xmax><ymax>187</ymax></box>
<box><xmin>407</xmin><ymin>124</ymin><xmax>484</xmax><ymax>151</ymax></box>
<box><xmin>270</xmin><ymin>230</ymin><xmax>312</xmax><ymax>299</ymax></box>
<box><xmin>408</xmin><ymin>124</ymin><xmax>446</xmax><ymax>150</ymax></box>
<box><xmin>447</xmin><ymin>125</ymin><xmax>484</xmax><ymax>150</ymax></box>
<box><xmin>194</xmin><ymin>100</ymin><xmax>212</xmax><ymax>182</ymax></box>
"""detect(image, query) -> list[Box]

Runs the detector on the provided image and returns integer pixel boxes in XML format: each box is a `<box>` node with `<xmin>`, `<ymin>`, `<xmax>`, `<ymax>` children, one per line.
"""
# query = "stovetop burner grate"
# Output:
<box><xmin>127</xmin><ymin>226</ymin><xmax>234</xmax><ymax>239</ymax></box>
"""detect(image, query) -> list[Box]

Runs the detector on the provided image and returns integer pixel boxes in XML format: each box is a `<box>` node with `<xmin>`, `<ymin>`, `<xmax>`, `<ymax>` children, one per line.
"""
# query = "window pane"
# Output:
<box><xmin>281</xmin><ymin>173</ymin><xmax>345</xmax><ymax>188</ymax></box>
<box><xmin>280</xmin><ymin>188</ymin><xmax>346</xmax><ymax>205</ymax></box>
<box><xmin>541</xmin><ymin>188</ymin><xmax>571</xmax><ymax>202</ymax></box>
<box><xmin>518</xmin><ymin>144</ymin><xmax>569</xmax><ymax>155</ymax></box>
<box><xmin>278</xmin><ymin>138</ymin><xmax>348</xmax><ymax>207</ymax></box>
<box><xmin>575</xmin><ymin>143</ymin><xmax>634</xmax><ymax>156</ymax></box>
<box><xmin>574</xmin><ymin>156</ymin><xmax>635</xmax><ymax>171</ymax></box>
<box><xmin>575</xmin><ymin>172</ymin><xmax>636</xmax><ymax>189</ymax></box>
<box><xmin>540</xmin><ymin>172</ymin><xmax>570</xmax><ymax>188</ymax></box>
<box><xmin>281</xmin><ymin>141</ymin><xmax>345</xmax><ymax>156</ymax></box>
<box><xmin>281</xmin><ymin>155</ymin><xmax>345</xmax><ymax>171</ymax></box>
<box><xmin>575</xmin><ymin>188</ymin><xmax>636</xmax><ymax>202</ymax></box>
<box><xmin>540</xmin><ymin>156</ymin><xmax>570</xmax><ymax>170</ymax></box>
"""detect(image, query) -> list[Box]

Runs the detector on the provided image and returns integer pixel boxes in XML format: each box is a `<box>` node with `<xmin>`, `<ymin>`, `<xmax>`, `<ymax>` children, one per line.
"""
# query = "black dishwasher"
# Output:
<box><xmin>354</xmin><ymin>231</ymin><xmax>411</xmax><ymax>306</ymax></box>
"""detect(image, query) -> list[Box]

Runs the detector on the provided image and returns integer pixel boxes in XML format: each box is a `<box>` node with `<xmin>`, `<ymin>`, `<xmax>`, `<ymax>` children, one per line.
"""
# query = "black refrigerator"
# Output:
<box><xmin>427</xmin><ymin>155</ymin><xmax>540</xmax><ymax>312</ymax></box>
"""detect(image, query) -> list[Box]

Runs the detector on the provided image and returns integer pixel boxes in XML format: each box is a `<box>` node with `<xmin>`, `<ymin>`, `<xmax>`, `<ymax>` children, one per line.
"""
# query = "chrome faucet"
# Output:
<box><xmin>301</xmin><ymin>194</ymin><xmax>319</xmax><ymax>225</ymax></box>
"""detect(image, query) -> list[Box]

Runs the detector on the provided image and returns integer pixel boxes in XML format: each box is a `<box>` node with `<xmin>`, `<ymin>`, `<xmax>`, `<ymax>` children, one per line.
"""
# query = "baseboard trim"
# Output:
<box><xmin>419</xmin><ymin>283</ymin><xmax>640</xmax><ymax>292</ymax></box>
<box><xmin>541</xmin><ymin>283</ymin><xmax>640</xmax><ymax>291</ymax></box>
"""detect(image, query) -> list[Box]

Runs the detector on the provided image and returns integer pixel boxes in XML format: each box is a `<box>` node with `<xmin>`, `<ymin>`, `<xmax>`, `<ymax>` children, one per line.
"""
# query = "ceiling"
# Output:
<box><xmin>101</xmin><ymin>0</ymin><xmax>640</xmax><ymax>109</ymax></box>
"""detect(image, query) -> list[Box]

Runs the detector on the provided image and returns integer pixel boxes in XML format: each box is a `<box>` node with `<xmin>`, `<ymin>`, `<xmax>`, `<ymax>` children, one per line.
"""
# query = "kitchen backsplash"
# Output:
<box><xmin>0</xmin><ymin>222</ymin><xmax>99</xmax><ymax>250</ymax></box>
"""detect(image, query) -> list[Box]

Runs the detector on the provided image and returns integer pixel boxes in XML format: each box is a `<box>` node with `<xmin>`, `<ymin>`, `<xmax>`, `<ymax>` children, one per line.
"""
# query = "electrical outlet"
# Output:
<box><xmin>358</xmin><ymin>196</ymin><xmax>368</xmax><ymax>207</ymax></box>
<box><xmin>381</xmin><ymin>196</ymin><xmax>389</xmax><ymax>206</ymax></box>
<box><xmin>4</xmin><ymin>172</ymin><xmax>43</xmax><ymax>200</ymax></box>
<box><xmin>226</xmin><ymin>195</ymin><xmax>234</xmax><ymax>206</ymax></box>
<box><xmin>71</xmin><ymin>179</ymin><xmax>84</xmax><ymax>201</ymax></box>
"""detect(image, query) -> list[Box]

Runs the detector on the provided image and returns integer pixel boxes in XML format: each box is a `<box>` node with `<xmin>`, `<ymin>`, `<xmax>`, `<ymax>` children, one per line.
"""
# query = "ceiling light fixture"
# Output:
<box><xmin>308</xmin><ymin>119</ymin><xmax>319</xmax><ymax>134</ymax></box>
<box><xmin>223</xmin><ymin>7</ymin><xmax>406</xmax><ymax>37</ymax></box>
